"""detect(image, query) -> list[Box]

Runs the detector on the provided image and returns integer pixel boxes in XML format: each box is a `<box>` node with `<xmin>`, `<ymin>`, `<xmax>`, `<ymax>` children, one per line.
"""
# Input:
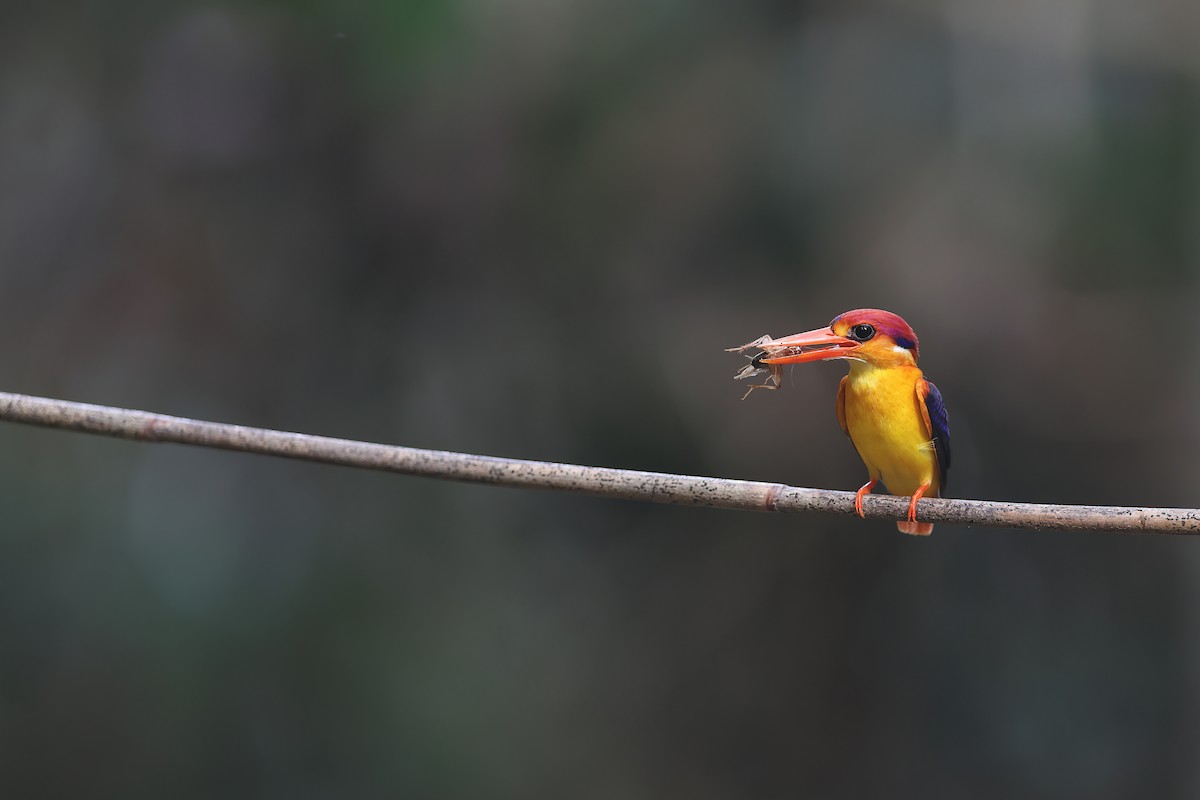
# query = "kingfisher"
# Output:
<box><xmin>731</xmin><ymin>309</ymin><xmax>950</xmax><ymax>535</ymax></box>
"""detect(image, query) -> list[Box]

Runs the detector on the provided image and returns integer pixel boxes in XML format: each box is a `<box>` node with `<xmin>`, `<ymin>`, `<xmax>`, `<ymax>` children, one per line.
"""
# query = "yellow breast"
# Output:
<box><xmin>843</xmin><ymin>364</ymin><xmax>939</xmax><ymax>497</ymax></box>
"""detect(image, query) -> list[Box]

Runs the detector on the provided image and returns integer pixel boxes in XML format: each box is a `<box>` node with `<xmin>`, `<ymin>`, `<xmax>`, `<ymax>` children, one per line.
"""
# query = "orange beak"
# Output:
<box><xmin>754</xmin><ymin>326</ymin><xmax>860</xmax><ymax>366</ymax></box>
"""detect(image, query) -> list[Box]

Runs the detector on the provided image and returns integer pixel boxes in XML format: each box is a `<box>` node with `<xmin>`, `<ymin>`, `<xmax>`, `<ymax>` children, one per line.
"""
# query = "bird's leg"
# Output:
<box><xmin>906</xmin><ymin>481</ymin><xmax>932</xmax><ymax>524</ymax></box>
<box><xmin>854</xmin><ymin>479</ymin><xmax>877</xmax><ymax>518</ymax></box>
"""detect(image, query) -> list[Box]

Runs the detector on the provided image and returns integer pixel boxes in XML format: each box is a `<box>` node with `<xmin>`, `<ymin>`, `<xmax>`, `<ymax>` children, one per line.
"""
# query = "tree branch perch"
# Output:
<box><xmin>0</xmin><ymin>391</ymin><xmax>1195</xmax><ymax>533</ymax></box>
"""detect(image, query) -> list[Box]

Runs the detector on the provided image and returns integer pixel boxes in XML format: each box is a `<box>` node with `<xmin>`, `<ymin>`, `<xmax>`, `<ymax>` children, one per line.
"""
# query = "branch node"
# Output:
<box><xmin>141</xmin><ymin>416</ymin><xmax>167</xmax><ymax>441</ymax></box>
<box><xmin>764</xmin><ymin>483</ymin><xmax>784</xmax><ymax>512</ymax></box>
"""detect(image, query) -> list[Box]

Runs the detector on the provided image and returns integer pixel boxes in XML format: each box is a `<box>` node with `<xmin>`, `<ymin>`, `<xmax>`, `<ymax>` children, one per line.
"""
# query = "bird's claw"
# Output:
<box><xmin>905</xmin><ymin>481</ymin><xmax>932</xmax><ymax>524</ymax></box>
<box><xmin>854</xmin><ymin>479</ymin><xmax>877</xmax><ymax>519</ymax></box>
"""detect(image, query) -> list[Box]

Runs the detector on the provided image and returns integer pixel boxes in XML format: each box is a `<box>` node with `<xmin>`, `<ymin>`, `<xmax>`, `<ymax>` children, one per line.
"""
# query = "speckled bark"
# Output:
<box><xmin>0</xmin><ymin>391</ymin><xmax>1195</xmax><ymax>534</ymax></box>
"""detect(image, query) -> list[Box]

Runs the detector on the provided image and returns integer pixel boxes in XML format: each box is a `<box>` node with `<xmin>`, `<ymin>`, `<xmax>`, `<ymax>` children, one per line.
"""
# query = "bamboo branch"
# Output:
<box><xmin>0</xmin><ymin>391</ymin><xmax>1194</xmax><ymax>533</ymax></box>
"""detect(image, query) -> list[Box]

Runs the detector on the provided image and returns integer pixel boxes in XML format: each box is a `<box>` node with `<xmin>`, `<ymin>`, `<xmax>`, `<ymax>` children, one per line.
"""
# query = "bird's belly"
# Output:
<box><xmin>845</xmin><ymin>381</ymin><xmax>938</xmax><ymax>496</ymax></box>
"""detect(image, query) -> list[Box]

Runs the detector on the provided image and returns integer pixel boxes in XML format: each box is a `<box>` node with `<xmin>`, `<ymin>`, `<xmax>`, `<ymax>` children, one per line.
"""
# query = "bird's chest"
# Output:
<box><xmin>843</xmin><ymin>369</ymin><xmax>931</xmax><ymax>484</ymax></box>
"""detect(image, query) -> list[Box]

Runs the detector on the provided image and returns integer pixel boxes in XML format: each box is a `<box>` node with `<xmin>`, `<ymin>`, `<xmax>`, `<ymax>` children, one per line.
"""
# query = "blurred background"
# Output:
<box><xmin>1</xmin><ymin>0</ymin><xmax>1198</xmax><ymax>797</ymax></box>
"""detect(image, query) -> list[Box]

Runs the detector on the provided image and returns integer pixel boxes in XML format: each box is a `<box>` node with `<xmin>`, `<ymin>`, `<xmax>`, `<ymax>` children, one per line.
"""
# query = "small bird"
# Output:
<box><xmin>733</xmin><ymin>309</ymin><xmax>950</xmax><ymax>535</ymax></box>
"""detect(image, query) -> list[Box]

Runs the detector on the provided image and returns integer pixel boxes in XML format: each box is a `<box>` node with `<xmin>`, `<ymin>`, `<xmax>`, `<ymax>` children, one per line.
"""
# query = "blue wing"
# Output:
<box><xmin>921</xmin><ymin>380</ymin><xmax>951</xmax><ymax>490</ymax></box>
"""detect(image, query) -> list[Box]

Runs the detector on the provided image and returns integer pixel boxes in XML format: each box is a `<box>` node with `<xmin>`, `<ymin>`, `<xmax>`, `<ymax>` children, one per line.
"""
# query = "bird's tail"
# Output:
<box><xmin>896</xmin><ymin>520</ymin><xmax>933</xmax><ymax>536</ymax></box>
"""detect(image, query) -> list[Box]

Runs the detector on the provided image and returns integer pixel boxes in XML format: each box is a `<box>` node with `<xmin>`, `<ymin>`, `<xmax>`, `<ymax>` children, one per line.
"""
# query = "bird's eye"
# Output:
<box><xmin>848</xmin><ymin>324</ymin><xmax>875</xmax><ymax>341</ymax></box>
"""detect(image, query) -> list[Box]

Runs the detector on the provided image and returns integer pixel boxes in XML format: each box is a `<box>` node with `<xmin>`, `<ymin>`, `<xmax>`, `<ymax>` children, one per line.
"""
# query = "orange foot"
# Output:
<box><xmin>906</xmin><ymin>481</ymin><xmax>931</xmax><ymax>523</ymax></box>
<box><xmin>896</xmin><ymin>481</ymin><xmax>933</xmax><ymax>536</ymax></box>
<box><xmin>854</xmin><ymin>479</ymin><xmax>877</xmax><ymax>518</ymax></box>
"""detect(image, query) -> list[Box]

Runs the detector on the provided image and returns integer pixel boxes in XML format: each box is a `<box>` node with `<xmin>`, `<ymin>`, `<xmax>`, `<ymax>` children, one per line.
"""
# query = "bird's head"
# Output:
<box><xmin>755</xmin><ymin>309</ymin><xmax>920</xmax><ymax>370</ymax></box>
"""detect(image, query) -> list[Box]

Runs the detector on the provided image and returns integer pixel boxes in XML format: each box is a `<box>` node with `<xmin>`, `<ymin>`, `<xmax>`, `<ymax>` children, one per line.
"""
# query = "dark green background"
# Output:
<box><xmin>1</xmin><ymin>1</ymin><xmax>1197</xmax><ymax>797</ymax></box>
